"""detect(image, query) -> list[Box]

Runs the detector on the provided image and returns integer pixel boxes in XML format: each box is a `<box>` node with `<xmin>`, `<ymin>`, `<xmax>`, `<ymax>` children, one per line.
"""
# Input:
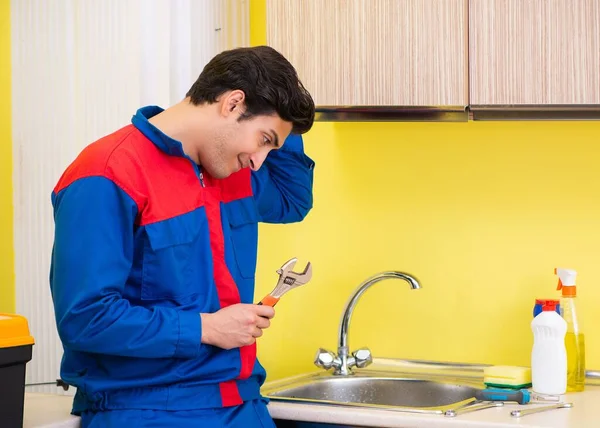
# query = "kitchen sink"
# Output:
<box><xmin>262</xmin><ymin>369</ymin><xmax>483</xmax><ymax>414</ymax></box>
<box><xmin>263</xmin><ymin>271</ymin><xmax>487</xmax><ymax>420</ymax></box>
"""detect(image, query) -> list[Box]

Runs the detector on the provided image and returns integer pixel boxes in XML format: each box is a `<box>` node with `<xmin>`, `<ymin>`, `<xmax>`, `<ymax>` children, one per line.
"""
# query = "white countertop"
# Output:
<box><xmin>23</xmin><ymin>387</ymin><xmax>600</xmax><ymax>427</ymax></box>
<box><xmin>268</xmin><ymin>389</ymin><xmax>600</xmax><ymax>428</ymax></box>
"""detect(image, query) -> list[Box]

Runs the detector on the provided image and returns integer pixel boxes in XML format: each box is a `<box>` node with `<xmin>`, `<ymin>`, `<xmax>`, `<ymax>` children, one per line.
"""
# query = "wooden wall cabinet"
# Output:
<box><xmin>469</xmin><ymin>0</ymin><xmax>600</xmax><ymax>106</ymax></box>
<box><xmin>266</xmin><ymin>0</ymin><xmax>468</xmax><ymax>107</ymax></box>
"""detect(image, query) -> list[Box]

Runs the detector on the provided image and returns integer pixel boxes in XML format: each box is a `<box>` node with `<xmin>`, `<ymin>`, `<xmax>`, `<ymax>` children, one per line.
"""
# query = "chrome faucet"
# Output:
<box><xmin>314</xmin><ymin>271</ymin><xmax>421</xmax><ymax>376</ymax></box>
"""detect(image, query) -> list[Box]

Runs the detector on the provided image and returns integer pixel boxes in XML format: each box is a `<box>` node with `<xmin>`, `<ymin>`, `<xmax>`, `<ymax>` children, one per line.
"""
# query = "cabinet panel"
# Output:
<box><xmin>266</xmin><ymin>0</ymin><xmax>468</xmax><ymax>107</ymax></box>
<box><xmin>470</xmin><ymin>0</ymin><xmax>600</xmax><ymax>105</ymax></box>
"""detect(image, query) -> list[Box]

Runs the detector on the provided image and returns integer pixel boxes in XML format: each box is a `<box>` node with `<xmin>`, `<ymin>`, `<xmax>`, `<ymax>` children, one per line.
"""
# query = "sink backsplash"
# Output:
<box><xmin>254</xmin><ymin>120</ymin><xmax>600</xmax><ymax>382</ymax></box>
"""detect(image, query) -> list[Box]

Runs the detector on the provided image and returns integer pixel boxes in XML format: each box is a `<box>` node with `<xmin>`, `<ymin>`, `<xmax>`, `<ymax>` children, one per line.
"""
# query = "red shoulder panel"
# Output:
<box><xmin>53</xmin><ymin>125</ymin><xmax>136</xmax><ymax>194</ymax></box>
<box><xmin>105</xmin><ymin>131</ymin><xmax>204</xmax><ymax>226</ymax></box>
<box><xmin>54</xmin><ymin>125</ymin><xmax>207</xmax><ymax>226</ymax></box>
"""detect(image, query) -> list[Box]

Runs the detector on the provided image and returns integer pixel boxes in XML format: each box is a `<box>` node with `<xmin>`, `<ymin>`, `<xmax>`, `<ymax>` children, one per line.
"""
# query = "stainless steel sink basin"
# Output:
<box><xmin>262</xmin><ymin>370</ymin><xmax>483</xmax><ymax>414</ymax></box>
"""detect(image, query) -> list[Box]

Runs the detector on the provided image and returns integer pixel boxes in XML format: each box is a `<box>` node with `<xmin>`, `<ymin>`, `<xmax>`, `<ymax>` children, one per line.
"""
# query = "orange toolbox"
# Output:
<box><xmin>0</xmin><ymin>313</ymin><xmax>35</xmax><ymax>428</ymax></box>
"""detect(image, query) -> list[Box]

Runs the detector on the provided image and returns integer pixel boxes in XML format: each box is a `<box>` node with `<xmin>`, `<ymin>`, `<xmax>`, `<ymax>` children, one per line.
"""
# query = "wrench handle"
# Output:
<box><xmin>258</xmin><ymin>295</ymin><xmax>280</xmax><ymax>307</ymax></box>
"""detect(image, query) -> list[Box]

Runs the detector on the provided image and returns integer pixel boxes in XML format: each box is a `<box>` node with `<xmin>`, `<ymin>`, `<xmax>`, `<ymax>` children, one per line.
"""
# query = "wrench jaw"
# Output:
<box><xmin>277</xmin><ymin>260</ymin><xmax>312</xmax><ymax>284</ymax></box>
<box><xmin>276</xmin><ymin>257</ymin><xmax>298</xmax><ymax>277</ymax></box>
<box><xmin>292</xmin><ymin>262</ymin><xmax>312</xmax><ymax>285</ymax></box>
<box><xmin>269</xmin><ymin>258</ymin><xmax>313</xmax><ymax>300</ymax></box>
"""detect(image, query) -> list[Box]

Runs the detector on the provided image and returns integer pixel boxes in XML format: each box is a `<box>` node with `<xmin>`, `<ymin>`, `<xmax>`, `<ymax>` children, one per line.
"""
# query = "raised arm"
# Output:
<box><xmin>251</xmin><ymin>134</ymin><xmax>315</xmax><ymax>223</ymax></box>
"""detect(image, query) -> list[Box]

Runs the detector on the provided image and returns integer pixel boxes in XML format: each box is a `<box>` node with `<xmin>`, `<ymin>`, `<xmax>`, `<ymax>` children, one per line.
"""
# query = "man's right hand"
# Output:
<box><xmin>200</xmin><ymin>304</ymin><xmax>275</xmax><ymax>350</ymax></box>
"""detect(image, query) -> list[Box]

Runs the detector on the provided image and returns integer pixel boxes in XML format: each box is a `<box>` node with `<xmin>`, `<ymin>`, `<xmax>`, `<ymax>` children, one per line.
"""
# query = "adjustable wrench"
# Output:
<box><xmin>257</xmin><ymin>257</ymin><xmax>312</xmax><ymax>307</ymax></box>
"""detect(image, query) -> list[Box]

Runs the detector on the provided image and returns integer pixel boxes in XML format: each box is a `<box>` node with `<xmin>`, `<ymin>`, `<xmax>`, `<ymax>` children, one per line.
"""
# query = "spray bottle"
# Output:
<box><xmin>555</xmin><ymin>268</ymin><xmax>586</xmax><ymax>392</ymax></box>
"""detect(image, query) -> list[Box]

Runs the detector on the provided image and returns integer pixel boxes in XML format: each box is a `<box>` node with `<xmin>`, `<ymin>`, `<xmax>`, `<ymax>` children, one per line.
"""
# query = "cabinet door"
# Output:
<box><xmin>469</xmin><ymin>0</ymin><xmax>600</xmax><ymax>105</ymax></box>
<box><xmin>266</xmin><ymin>0</ymin><xmax>468</xmax><ymax>107</ymax></box>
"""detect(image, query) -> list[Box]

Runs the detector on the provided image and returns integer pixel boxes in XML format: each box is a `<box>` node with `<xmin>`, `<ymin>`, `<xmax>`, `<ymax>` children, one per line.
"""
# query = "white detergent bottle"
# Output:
<box><xmin>531</xmin><ymin>300</ymin><xmax>567</xmax><ymax>395</ymax></box>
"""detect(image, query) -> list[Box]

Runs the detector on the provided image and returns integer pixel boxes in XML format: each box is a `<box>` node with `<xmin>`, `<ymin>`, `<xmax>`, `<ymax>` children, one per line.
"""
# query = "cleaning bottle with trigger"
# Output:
<box><xmin>555</xmin><ymin>268</ymin><xmax>586</xmax><ymax>392</ymax></box>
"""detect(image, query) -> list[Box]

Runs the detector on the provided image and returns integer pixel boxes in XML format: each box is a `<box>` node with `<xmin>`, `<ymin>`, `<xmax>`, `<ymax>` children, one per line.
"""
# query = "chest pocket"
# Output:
<box><xmin>142</xmin><ymin>209</ymin><xmax>212</xmax><ymax>301</ymax></box>
<box><xmin>225</xmin><ymin>197</ymin><xmax>259</xmax><ymax>280</ymax></box>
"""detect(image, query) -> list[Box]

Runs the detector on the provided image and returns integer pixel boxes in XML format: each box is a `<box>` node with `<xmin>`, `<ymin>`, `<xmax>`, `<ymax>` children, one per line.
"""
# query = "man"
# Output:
<box><xmin>49</xmin><ymin>45</ymin><xmax>315</xmax><ymax>427</ymax></box>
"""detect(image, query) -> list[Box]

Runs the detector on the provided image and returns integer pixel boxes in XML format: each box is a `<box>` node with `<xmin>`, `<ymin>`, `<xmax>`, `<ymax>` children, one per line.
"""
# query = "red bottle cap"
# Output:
<box><xmin>540</xmin><ymin>299</ymin><xmax>560</xmax><ymax>311</ymax></box>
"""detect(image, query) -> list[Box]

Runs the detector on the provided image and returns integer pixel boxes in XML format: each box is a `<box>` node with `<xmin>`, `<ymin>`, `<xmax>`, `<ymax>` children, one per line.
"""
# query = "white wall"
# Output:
<box><xmin>11</xmin><ymin>0</ymin><xmax>249</xmax><ymax>394</ymax></box>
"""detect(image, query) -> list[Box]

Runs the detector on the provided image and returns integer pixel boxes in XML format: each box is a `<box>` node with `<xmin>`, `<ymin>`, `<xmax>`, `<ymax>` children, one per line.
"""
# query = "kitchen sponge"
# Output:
<box><xmin>483</xmin><ymin>366</ymin><xmax>532</xmax><ymax>389</ymax></box>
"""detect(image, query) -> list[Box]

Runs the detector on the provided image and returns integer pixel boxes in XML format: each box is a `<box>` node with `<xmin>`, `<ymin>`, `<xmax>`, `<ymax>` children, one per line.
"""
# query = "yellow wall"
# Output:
<box><xmin>251</xmin><ymin>1</ymin><xmax>600</xmax><ymax>381</ymax></box>
<box><xmin>0</xmin><ymin>0</ymin><xmax>14</xmax><ymax>313</ymax></box>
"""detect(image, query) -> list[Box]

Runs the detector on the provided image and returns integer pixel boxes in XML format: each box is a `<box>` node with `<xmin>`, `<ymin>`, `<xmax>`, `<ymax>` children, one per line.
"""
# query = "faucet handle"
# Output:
<box><xmin>352</xmin><ymin>347</ymin><xmax>373</xmax><ymax>368</ymax></box>
<box><xmin>314</xmin><ymin>348</ymin><xmax>340</xmax><ymax>370</ymax></box>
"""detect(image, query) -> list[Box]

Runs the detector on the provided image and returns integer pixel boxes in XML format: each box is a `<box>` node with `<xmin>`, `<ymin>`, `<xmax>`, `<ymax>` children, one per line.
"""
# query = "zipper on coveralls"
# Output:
<box><xmin>198</xmin><ymin>165</ymin><xmax>206</xmax><ymax>187</ymax></box>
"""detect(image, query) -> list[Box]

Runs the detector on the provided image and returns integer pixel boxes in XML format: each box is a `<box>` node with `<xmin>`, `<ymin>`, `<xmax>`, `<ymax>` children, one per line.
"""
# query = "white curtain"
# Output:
<box><xmin>11</xmin><ymin>0</ymin><xmax>249</xmax><ymax>394</ymax></box>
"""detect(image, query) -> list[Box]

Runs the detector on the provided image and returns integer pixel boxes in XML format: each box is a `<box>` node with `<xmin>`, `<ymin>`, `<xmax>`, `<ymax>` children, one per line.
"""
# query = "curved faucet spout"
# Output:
<box><xmin>335</xmin><ymin>271</ymin><xmax>421</xmax><ymax>375</ymax></box>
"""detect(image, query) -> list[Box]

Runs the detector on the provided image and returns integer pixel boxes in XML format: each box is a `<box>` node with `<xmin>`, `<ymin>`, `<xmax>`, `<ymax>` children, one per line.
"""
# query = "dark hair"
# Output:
<box><xmin>186</xmin><ymin>45</ymin><xmax>315</xmax><ymax>135</ymax></box>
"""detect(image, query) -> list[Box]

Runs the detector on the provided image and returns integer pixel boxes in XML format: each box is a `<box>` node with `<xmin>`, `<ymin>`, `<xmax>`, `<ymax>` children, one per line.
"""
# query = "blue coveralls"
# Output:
<box><xmin>49</xmin><ymin>106</ymin><xmax>315</xmax><ymax>427</ymax></box>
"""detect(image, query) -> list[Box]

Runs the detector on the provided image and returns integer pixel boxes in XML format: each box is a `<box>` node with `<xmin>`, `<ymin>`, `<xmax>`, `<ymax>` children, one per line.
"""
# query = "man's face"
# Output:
<box><xmin>200</xmin><ymin>101</ymin><xmax>293</xmax><ymax>179</ymax></box>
